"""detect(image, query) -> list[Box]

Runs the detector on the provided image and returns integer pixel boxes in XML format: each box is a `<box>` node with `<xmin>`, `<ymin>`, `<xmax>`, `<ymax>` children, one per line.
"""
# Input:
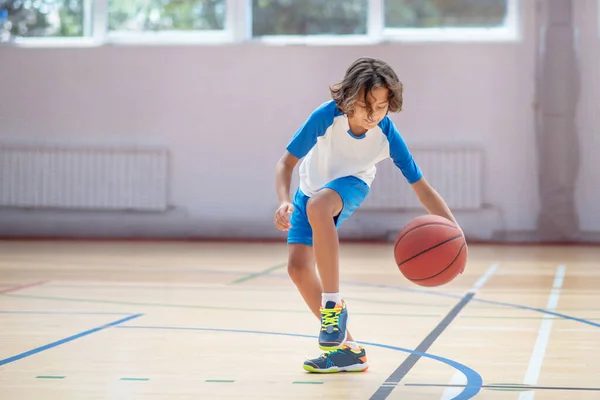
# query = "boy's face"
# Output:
<box><xmin>350</xmin><ymin>86</ymin><xmax>389</xmax><ymax>131</ymax></box>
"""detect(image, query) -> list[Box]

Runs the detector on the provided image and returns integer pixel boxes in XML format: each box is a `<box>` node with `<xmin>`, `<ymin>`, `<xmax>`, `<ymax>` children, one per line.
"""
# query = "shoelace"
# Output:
<box><xmin>320</xmin><ymin>308</ymin><xmax>340</xmax><ymax>331</ymax></box>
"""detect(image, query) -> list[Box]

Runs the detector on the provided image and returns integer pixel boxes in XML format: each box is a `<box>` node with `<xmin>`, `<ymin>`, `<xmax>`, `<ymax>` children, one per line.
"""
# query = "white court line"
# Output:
<box><xmin>440</xmin><ymin>263</ymin><xmax>499</xmax><ymax>400</ymax></box>
<box><xmin>517</xmin><ymin>264</ymin><xmax>566</xmax><ymax>400</ymax></box>
<box><xmin>453</xmin><ymin>326</ymin><xmax>536</xmax><ymax>332</ymax></box>
<box><xmin>470</xmin><ymin>263</ymin><xmax>499</xmax><ymax>292</ymax></box>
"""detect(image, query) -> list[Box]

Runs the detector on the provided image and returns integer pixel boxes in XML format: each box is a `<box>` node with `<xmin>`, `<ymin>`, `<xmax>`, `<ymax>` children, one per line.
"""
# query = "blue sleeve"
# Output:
<box><xmin>286</xmin><ymin>101</ymin><xmax>336</xmax><ymax>159</ymax></box>
<box><xmin>379</xmin><ymin>117</ymin><xmax>423</xmax><ymax>184</ymax></box>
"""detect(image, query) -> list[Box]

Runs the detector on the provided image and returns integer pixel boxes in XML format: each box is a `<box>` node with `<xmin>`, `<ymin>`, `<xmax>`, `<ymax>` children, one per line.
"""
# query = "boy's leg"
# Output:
<box><xmin>287</xmin><ymin>186</ymin><xmax>356</xmax><ymax>343</ymax></box>
<box><xmin>305</xmin><ymin>189</ymin><xmax>347</xmax><ymax>350</ymax></box>
<box><xmin>305</xmin><ymin>176</ymin><xmax>370</xmax><ymax>351</ymax></box>
<box><xmin>305</xmin><ymin>189</ymin><xmax>342</xmax><ymax>294</ymax></box>
<box><xmin>288</xmin><ymin>243</ymin><xmax>367</xmax><ymax>374</ymax></box>
<box><xmin>287</xmin><ymin>243</ymin><xmax>356</xmax><ymax>343</ymax></box>
<box><xmin>287</xmin><ymin>182</ymin><xmax>369</xmax><ymax>373</ymax></box>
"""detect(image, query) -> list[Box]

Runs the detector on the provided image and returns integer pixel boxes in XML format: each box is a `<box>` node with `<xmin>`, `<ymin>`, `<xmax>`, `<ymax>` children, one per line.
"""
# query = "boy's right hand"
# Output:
<box><xmin>274</xmin><ymin>202</ymin><xmax>294</xmax><ymax>231</ymax></box>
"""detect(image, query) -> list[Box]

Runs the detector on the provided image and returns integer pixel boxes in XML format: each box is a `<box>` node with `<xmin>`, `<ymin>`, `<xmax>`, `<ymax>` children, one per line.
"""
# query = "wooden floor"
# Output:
<box><xmin>0</xmin><ymin>240</ymin><xmax>599</xmax><ymax>399</ymax></box>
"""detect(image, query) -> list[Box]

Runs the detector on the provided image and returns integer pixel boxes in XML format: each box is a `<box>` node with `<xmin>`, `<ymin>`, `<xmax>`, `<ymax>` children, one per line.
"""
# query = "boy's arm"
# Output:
<box><xmin>411</xmin><ymin>177</ymin><xmax>462</xmax><ymax>234</ymax></box>
<box><xmin>275</xmin><ymin>151</ymin><xmax>299</xmax><ymax>205</ymax></box>
<box><xmin>382</xmin><ymin>117</ymin><xmax>463</xmax><ymax>235</ymax></box>
<box><xmin>273</xmin><ymin>102</ymin><xmax>334</xmax><ymax>231</ymax></box>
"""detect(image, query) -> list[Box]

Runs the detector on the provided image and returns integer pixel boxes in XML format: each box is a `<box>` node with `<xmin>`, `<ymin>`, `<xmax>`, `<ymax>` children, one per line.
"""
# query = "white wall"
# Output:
<box><xmin>1</xmin><ymin>0</ymin><xmax>596</xmax><ymax>241</ymax></box>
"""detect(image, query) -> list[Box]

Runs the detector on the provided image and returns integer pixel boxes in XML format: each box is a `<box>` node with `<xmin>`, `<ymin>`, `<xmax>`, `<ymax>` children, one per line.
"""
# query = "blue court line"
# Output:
<box><xmin>341</xmin><ymin>280</ymin><xmax>600</xmax><ymax>329</ymax></box>
<box><xmin>0</xmin><ymin>313</ymin><xmax>142</xmax><ymax>367</ymax></box>
<box><xmin>89</xmin><ymin>266</ymin><xmax>600</xmax><ymax>330</ymax></box>
<box><xmin>146</xmin><ymin>267</ymin><xmax>600</xmax><ymax>330</ymax></box>
<box><xmin>0</xmin><ymin>310</ymin><xmax>133</xmax><ymax>315</ymax></box>
<box><xmin>115</xmin><ymin>325</ymin><xmax>482</xmax><ymax>399</ymax></box>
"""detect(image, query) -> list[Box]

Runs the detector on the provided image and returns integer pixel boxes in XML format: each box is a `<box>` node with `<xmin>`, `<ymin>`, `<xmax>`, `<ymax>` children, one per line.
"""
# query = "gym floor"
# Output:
<box><xmin>1</xmin><ymin>240</ymin><xmax>599</xmax><ymax>399</ymax></box>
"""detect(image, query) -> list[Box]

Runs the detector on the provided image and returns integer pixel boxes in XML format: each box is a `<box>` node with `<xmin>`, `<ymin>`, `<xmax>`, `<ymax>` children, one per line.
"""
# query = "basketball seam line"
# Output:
<box><xmin>408</xmin><ymin>243</ymin><xmax>467</xmax><ymax>281</ymax></box>
<box><xmin>394</xmin><ymin>222</ymin><xmax>459</xmax><ymax>253</ymax></box>
<box><xmin>396</xmin><ymin>234</ymin><xmax>464</xmax><ymax>268</ymax></box>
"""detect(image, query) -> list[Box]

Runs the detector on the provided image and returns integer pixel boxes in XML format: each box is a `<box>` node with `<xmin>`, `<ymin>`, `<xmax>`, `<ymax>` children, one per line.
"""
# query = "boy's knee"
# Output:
<box><xmin>306</xmin><ymin>190</ymin><xmax>342</xmax><ymax>223</ymax></box>
<box><xmin>288</xmin><ymin>262</ymin><xmax>310</xmax><ymax>283</ymax></box>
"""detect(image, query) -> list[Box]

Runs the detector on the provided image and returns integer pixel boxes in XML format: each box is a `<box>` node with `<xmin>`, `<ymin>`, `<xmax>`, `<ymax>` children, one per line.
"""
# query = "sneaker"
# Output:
<box><xmin>318</xmin><ymin>300</ymin><xmax>348</xmax><ymax>351</ymax></box>
<box><xmin>303</xmin><ymin>345</ymin><xmax>369</xmax><ymax>373</ymax></box>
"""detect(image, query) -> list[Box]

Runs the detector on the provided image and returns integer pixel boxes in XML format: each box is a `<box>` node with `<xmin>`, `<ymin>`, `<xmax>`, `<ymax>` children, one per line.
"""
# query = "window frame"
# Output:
<box><xmin>3</xmin><ymin>0</ymin><xmax>521</xmax><ymax>47</ymax></box>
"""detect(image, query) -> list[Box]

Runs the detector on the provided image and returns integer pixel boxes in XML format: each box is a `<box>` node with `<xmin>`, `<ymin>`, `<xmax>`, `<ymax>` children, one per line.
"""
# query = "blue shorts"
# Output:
<box><xmin>287</xmin><ymin>175</ymin><xmax>370</xmax><ymax>247</ymax></box>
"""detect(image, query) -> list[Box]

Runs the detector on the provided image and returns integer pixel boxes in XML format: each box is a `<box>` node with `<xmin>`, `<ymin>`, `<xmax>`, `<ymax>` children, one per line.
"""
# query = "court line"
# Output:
<box><xmin>46</xmin><ymin>264</ymin><xmax>590</xmax><ymax>327</ymax></box>
<box><xmin>518</xmin><ymin>264</ymin><xmax>566</xmax><ymax>400</ymax></box>
<box><xmin>0</xmin><ymin>280</ymin><xmax>49</xmax><ymax>295</ymax></box>
<box><xmin>470</xmin><ymin>263</ymin><xmax>499</xmax><ymax>291</ymax></box>
<box><xmin>6</xmin><ymin>293</ymin><xmax>592</xmax><ymax>321</ymax></box>
<box><xmin>0</xmin><ymin>310</ymin><xmax>133</xmax><ymax>315</ymax></box>
<box><xmin>340</xmin><ymin>280</ymin><xmax>600</xmax><ymax>329</ymax></box>
<box><xmin>115</xmin><ymin>324</ymin><xmax>482</xmax><ymax>399</ymax></box>
<box><xmin>370</xmin><ymin>292</ymin><xmax>475</xmax><ymax>400</ymax></box>
<box><xmin>229</xmin><ymin>262</ymin><xmax>287</xmax><ymax>285</ymax></box>
<box><xmin>0</xmin><ymin>313</ymin><xmax>143</xmax><ymax>367</ymax></box>
<box><xmin>441</xmin><ymin>263</ymin><xmax>499</xmax><ymax>400</ymax></box>
<box><xmin>1</xmin><ymin>293</ymin><xmax>442</xmax><ymax>317</ymax></box>
<box><xmin>24</xmin><ymin>282</ymin><xmax>600</xmax><ymax>311</ymax></box>
<box><xmin>1</xmin><ymin>293</ymin><xmax>310</xmax><ymax>314</ymax></box>
<box><xmin>406</xmin><ymin>383</ymin><xmax>600</xmax><ymax>392</ymax></box>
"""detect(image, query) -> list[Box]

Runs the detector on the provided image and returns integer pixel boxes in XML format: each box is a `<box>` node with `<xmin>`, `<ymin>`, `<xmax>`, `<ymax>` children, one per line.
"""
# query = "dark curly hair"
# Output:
<box><xmin>330</xmin><ymin>57</ymin><xmax>403</xmax><ymax>120</ymax></box>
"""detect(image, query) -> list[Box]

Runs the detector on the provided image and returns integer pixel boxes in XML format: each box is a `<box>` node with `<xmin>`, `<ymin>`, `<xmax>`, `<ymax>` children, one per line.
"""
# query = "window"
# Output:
<box><xmin>252</xmin><ymin>0</ymin><xmax>368</xmax><ymax>37</ymax></box>
<box><xmin>2</xmin><ymin>0</ymin><xmax>86</xmax><ymax>37</ymax></box>
<box><xmin>1</xmin><ymin>0</ymin><xmax>519</xmax><ymax>45</ymax></box>
<box><xmin>108</xmin><ymin>0</ymin><xmax>226</xmax><ymax>33</ymax></box>
<box><xmin>382</xmin><ymin>0</ymin><xmax>517</xmax><ymax>41</ymax></box>
<box><xmin>384</xmin><ymin>0</ymin><xmax>508</xmax><ymax>29</ymax></box>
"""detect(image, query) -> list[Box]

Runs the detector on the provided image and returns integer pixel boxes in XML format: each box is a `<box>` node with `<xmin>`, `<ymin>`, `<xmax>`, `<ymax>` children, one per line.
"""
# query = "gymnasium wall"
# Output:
<box><xmin>0</xmin><ymin>0</ymin><xmax>597</xmax><ymax>242</ymax></box>
<box><xmin>574</xmin><ymin>0</ymin><xmax>600</xmax><ymax>238</ymax></box>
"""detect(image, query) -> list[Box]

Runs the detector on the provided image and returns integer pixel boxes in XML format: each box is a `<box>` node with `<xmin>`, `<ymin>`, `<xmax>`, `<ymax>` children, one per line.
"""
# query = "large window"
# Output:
<box><xmin>0</xmin><ymin>0</ymin><xmax>519</xmax><ymax>44</ymax></box>
<box><xmin>2</xmin><ymin>0</ymin><xmax>86</xmax><ymax>37</ymax></box>
<box><xmin>384</xmin><ymin>0</ymin><xmax>508</xmax><ymax>29</ymax></box>
<box><xmin>108</xmin><ymin>0</ymin><xmax>226</xmax><ymax>33</ymax></box>
<box><xmin>252</xmin><ymin>0</ymin><xmax>367</xmax><ymax>37</ymax></box>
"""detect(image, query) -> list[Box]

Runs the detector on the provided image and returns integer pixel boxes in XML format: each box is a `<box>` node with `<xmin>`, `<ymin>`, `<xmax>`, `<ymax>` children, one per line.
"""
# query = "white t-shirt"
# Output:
<box><xmin>286</xmin><ymin>100</ymin><xmax>423</xmax><ymax>197</ymax></box>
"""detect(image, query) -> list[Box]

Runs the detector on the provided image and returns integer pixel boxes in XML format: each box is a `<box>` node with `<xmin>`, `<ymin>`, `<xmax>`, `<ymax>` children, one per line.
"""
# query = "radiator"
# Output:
<box><xmin>362</xmin><ymin>147</ymin><xmax>484</xmax><ymax>210</ymax></box>
<box><xmin>0</xmin><ymin>144</ymin><xmax>169</xmax><ymax>211</ymax></box>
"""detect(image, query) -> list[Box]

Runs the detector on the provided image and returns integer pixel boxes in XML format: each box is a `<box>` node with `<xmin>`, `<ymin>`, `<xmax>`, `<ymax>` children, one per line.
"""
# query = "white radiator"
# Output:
<box><xmin>362</xmin><ymin>147</ymin><xmax>484</xmax><ymax>210</ymax></box>
<box><xmin>0</xmin><ymin>144</ymin><xmax>169</xmax><ymax>211</ymax></box>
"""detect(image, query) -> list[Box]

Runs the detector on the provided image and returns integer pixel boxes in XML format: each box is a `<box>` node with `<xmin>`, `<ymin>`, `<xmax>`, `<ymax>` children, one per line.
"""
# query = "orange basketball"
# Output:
<box><xmin>394</xmin><ymin>214</ymin><xmax>467</xmax><ymax>287</ymax></box>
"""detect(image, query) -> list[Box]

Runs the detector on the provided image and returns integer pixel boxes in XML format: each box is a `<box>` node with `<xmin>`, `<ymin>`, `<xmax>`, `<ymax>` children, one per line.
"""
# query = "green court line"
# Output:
<box><xmin>293</xmin><ymin>381</ymin><xmax>324</xmax><ymax>384</ymax></box>
<box><xmin>119</xmin><ymin>378</ymin><xmax>149</xmax><ymax>381</ymax></box>
<box><xmin>484</xmin><ymin>383</ymin><xmax>532</xmax><ymax>392</ymax></box>
<box><xmin>230</xmin><ymin>262</ymin><xmax>287</xmax><ymax>285</ymax></box>
<box><xmin>36</xmin><ymin>376</ymin><xmax>65</xmax><ymax>379</ymax></box>
<box><xmin>4</xmin><ymin>293</ymin><xmax>599</xmax><ymax>321</ymax></box>
<box><xmin>2</xmin><ymin>293</ymin><xmax>307</xmax><ymax>314</ymax></box>
<box><xmin>206</xmin><ymin>379</ymin><xmax>235</xmax><ymax>383</ymax></box>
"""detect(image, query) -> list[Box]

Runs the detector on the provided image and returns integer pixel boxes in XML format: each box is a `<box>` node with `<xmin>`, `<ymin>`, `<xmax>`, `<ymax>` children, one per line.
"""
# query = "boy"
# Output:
<box><xmin>274</xmin><ymin>57</ymin><xmax>463</xmax><ymax>373</ymax></box>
